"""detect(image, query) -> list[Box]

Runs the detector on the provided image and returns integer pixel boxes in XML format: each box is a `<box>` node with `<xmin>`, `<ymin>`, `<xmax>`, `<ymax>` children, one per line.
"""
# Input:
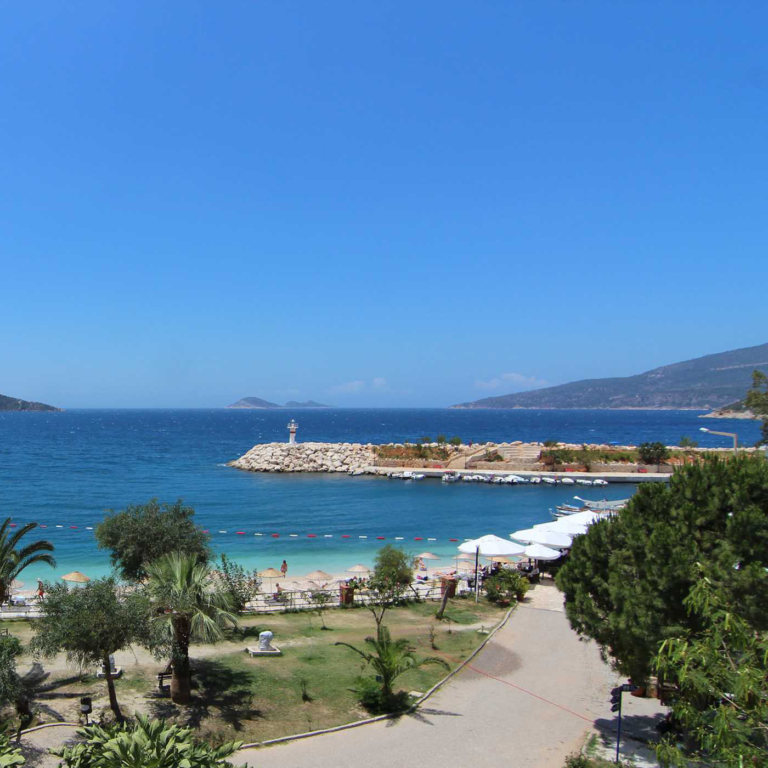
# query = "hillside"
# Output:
<box><xmin>0</xmin><ymin>394</ymin><xmax>62</xmax><ymax>412</ymax></box>
<box><xmin>228</xmin><ymin>397</ymin><xmax>333</xmax><ymax>409</ymax></box>
<box><xmin>452</xmin><ymin>342</ymin><xmax>768</xmax><ymax>410</ymax></box>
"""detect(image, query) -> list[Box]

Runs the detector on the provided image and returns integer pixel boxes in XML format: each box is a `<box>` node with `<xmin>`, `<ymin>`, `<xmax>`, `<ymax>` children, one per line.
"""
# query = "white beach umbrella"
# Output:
<box><xmin>524</xmin><ymin>543</ymin><xmax>562</xmax><ymax>561</ymax></box>
<box><xmin>458</xmin><ymin>535</ymin><xmax>526</xmax><ymax>602</ymax></box>
<box><xmin>535</xmin><ymin>521</ymin><xmax>588</xmax><ymax>536</ymax></box>
<box><xmin>511</xmin><ymin>529</ymin><xmax>573</xmax><ymax>548</ymax></box>
<box><xmin>552</xmin><ymin>510</ymin><xmax>606</xmax><ymax>526</ymax></box>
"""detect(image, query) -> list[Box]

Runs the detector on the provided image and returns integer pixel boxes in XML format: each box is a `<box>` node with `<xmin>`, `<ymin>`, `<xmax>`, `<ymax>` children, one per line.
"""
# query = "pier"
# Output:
<box><xmin>366</xmin><ymin>466</ymin><xmax>669</xmax><ymax>483</ymax></box>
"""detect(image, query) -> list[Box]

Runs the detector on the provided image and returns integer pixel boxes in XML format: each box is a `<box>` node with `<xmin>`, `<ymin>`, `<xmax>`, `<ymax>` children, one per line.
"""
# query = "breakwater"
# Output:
<box><xmin>229</xmin><ymin>441</ymin><xmax>376</xmax><ymax>473</ymax></box>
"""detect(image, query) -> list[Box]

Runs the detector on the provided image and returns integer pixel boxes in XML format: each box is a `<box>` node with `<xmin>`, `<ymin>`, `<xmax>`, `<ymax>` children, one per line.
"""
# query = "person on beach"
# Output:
<box><xmin>37</xmin><ymin>579</ymin><xmax>44</xmax><ymax>600</ymax></box>
<box><xmin>281</xmin><ymin>560</ymin><xmax>288</xmax><ymax>577</ymax></box>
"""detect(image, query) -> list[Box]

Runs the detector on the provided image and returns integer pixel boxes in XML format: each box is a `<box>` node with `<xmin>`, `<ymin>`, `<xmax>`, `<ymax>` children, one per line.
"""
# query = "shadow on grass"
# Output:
<box><xmin>148</xmin><ymin>658</ymin><xmax>263</xmax><ymax>732</ymax></box>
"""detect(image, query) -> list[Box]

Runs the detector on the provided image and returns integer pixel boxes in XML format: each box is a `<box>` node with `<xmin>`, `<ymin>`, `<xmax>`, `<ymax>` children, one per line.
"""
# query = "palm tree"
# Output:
<box><xmin>0</xmin><ymin>518</ymin><xmax>56</xmax><ymax>605</ymax></box>
<box><xmin>144</xmin><ymin>552</ymin><xmax>239</xmax><ymax>704</ymax></box>
<box><xmin>336</xmin><ymin>625</ymin><xmax>449</xmax><ymax>701</ymax></box>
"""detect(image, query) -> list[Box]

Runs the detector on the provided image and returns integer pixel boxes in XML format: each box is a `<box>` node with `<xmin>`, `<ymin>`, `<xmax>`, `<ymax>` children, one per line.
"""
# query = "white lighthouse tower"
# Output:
<box><xmin>287</xmin><ymin>420</ymin><xmax>298</xmax><ymax>444</ymax></box>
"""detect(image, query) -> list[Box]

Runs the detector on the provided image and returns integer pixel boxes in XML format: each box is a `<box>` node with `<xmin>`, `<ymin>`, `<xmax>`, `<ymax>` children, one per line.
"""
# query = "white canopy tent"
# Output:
<box><xmin>510</xmin><ymin>529</ymin><xmax>573</xmax><ymax>548</ymax></box>
<box><xmin>523</xmin><ymin>543</ymin><xmax>562</xmax><ymax>561</ymax></box>
<box><xmin>458</xmin><ymin>535</ymin><xmax>526</xmax><ymax>602</ymax></box>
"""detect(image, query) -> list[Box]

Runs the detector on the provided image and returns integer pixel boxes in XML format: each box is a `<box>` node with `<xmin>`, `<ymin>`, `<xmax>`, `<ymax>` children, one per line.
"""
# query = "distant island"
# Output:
<box><xmin>227</xmin><ymin>396</ymin><xmax>334</xmax><ymax>409</ymax></box>
<box><xmin>0</xmin><ymin>393</ymin><xmax>62</xmax><ymax>412</ymax></box>
<box><xmin>452</xmin><ymin>342</ymin><xmax>768</xmax><ymax>410</ymax></box>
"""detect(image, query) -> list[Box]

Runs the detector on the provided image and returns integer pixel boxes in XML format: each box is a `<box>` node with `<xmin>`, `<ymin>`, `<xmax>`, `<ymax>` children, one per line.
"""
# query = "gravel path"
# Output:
<box><xmin>235</xmin><ymin>583</ymin><xmax>665</xmax><ymax>768</ymax></box>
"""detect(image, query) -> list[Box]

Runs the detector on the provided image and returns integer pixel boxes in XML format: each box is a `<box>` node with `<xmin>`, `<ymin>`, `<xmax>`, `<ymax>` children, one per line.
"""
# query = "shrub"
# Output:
<box><xmin>0</xmin><ymin>722</ymin><xmax>24</xmax><ymax>766</ymax></box>
<box><xmin>355</xmin><ymin>676</ymin><xmax>412</xmax><ymax>715</ymax></box>
<box><xmin>484</xmin><ymin>570</ymin><xmax>529</xmax><ymax>604</ymax></box>
<box><xmin>51</xmin><ymin>715</ymin><xmax>244</xmax><ymax>767</ymax></box>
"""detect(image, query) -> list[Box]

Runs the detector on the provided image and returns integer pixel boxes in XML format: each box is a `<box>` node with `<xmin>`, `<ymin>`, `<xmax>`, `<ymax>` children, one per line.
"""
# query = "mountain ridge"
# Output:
<box><xmin>452</xmin><ymin>342</ymin><xmax>768</xmax><ymax>410</ymax></box>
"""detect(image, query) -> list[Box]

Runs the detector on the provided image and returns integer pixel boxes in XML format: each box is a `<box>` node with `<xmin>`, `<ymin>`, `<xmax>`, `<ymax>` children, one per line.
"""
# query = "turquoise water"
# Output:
<box><xmin>0</xmin><ymin>408</ymin><xmax>757</xmax><ymax>584</ymax></box>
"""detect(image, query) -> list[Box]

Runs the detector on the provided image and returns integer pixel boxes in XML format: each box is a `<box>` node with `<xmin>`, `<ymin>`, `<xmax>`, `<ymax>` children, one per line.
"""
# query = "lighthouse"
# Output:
<box><xmin>287</xmin><ymin>420</ymin><xmax>298</xmax><ymax>444</ymax></box>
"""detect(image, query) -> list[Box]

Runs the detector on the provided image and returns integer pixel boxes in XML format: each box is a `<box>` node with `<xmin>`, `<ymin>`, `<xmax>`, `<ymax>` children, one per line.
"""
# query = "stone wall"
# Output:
<box><xmin>229</xmin><ymin>442</ymin><xmax>375</xmax><ymax>473</ymax></box>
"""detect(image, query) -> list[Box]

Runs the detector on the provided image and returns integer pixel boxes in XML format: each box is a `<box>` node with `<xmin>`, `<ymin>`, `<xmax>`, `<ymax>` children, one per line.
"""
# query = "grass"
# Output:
<box><xmin>2</xmin><ymin>598</ymin><xmax>508</xmax><ymax>745</ymax></box>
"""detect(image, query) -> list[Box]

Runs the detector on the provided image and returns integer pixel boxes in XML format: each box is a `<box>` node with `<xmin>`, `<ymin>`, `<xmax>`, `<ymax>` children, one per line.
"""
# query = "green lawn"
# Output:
<box><xmin>2</xmin><ymin>598</ymin><xmax>509</xmax><ymax>744</ymax></box>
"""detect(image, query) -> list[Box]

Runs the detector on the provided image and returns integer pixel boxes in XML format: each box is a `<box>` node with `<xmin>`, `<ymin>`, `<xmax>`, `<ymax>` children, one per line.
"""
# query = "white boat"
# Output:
<box><xmin>575</xmin><ymin>496</ymin><xmax>630</xmax><ymax>511</ymax></box>
<box><xmin>542</xmin><ymin>477</ymin><xmax>557</xmax><ymax>485</ymax></box>
<box><xmin>412</xmin><ymin>473</ymin><xmax>426</xmax><ymax>480</ymax></box>
<box><xmin>502</xmin><ymin>476</ymin><xmax>518</xmax><ymax>484</ymax></box>
<box><xmin>559</xmin><ymin>477</ymin><xmax>575</xmax><ymax>485</ymax></box>
<box><xmin>592</xmin><ymin>479</ymin><xmax>609</xmax><ymax>486</ymax></box>
<box><xmin>529</xmin><ymin>476</ymin><xmax>542</xmax><ymax>484</ymax></box>
<box><xmin>576</xmin><ymin>479</ymin><xmax>593</xmax><ymax>486</ymax></box>
<box><xmin>442</xmin><ymin>472</ymin><xmax>460</xmax><ymax>483</ymax></box>
<box><xmin>461</xmin><ymin>474</ymin><xmax>475</xmax><ymax>482</ymax></box>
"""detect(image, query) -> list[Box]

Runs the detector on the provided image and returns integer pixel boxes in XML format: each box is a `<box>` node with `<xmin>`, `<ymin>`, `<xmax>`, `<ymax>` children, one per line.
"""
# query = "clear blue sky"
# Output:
<box><xmin>1</xmin><ymin>2</ymin><xmax>766</xmax><ymax>408</ymax></box>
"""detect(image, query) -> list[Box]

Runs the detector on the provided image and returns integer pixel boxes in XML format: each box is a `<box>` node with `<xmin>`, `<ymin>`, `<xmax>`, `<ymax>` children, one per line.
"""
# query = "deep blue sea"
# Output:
<box><xmin>0</xmin><ymin>408</ymin><xmax>759</xmax><ymax>586</ymax></box>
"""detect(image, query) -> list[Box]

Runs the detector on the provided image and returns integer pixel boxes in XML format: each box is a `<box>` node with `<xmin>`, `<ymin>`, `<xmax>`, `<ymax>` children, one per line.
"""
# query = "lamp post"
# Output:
<box><xmin>700</xmin><ymin>427</ymin><xmax>738</xmax><ymax>454</ymax></box>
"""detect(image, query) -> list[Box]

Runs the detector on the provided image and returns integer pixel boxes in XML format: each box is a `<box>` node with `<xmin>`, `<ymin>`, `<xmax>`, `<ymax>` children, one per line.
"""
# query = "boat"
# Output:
<box><xmin>412</xmin><ymin>473</ymin><xmax>426</xmax><ymax>481</ymax></box>
<box><xmin>555</xmin><ymin>504</ymin><xmax>584</xmax><ymax>516</ymax></box>
<box><xmin>592</xmin><ymin>479</ymin><xmax>609</xmax><ymax>486</ymax></box>
<box><xmin>442</xmin><ymin>472</ymin><xmax>460</xmax><ymax>483</ymax></box>
<box><xmin>576</xmin><ymin>479</ymin><xmax>593</xmax><ymax>486</ymax></box>
<box><xmin>559</xmin><ymin>477</ymin><xmax>575</xmax><ymax>485</ymax></box>
<box><xmin>529</xmin><ymin>476</ymin><xmax>542</xmax><ymax>484</ymax></box>
<box><xmin>575</xmin><ymin>496</ymin><xmax>630</xmax><ymax>511</ymax></box>
<box><xmin>461</xmin><ymin>474</ymin><xmax>475</xmax><ymax>482</ymax></box>
<box><xmin>542</xmin><ymin>477</ymin><xmax>557</xmax><ymax>485</ymax></box>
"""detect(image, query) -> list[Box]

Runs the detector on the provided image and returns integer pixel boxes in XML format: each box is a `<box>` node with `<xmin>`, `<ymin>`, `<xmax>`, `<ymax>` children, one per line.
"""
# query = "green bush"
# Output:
<box><xmin>51</xmin><ymin>715</ymin><xmax>244</xmax><ymax>767</ymax></box>
<box><xmin>0</xmin><ymin>722</ymin><xmax>24</xmax><ymax>766</ymax></box>
<box><xmin>355</xmin><ymin>676</ymin><xmax>411</xmax><ymax>715</ymax></box>
<box><xmin>484</xmin><ymin>570</ymin><xmax>529</xmax><ymax>604</ymax></box>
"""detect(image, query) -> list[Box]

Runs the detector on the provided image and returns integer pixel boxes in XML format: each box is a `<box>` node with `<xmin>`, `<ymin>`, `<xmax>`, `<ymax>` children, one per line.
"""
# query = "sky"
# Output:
<box><xmin>1</xmin><ymin>2</ymin><xmax>766</xmax><ymax>408</ymax></box>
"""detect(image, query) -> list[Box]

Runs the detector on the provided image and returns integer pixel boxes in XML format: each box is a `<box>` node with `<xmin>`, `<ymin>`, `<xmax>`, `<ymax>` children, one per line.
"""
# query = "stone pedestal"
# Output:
<box><xmin>247</xmin><ymin>630</ymin><xmax>282</xmax><ymax>657</ymax></box>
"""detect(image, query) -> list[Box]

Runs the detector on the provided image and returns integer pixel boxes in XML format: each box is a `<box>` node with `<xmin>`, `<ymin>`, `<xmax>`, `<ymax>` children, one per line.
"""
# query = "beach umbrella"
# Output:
<box><xmin>535</xmin><ymin>521</ymin><xmax>588</xmax><ymax>536</ymax></box>
<box><xmin>458</xmin><ymin>535</ymin><xmax>526</xmax><ymax>602</ymax></box>
<box><xmin>486</xmin><ymin>556</ymin><xmax>514</xmax><ymax>564</ymax></box>
<box><xmin>456</xmin><ymin>553</ymin><xmax>474</xmax><ymax>561</ymax></box>
<box><xmin>61</xmin><ymin>571</ymin><xmax>90</xmax><ymax>584</ymax></box>
<box><xmin>416</xmin><ymin>552</ymin><xmax>440</xmax><ymax>560</ymax></box>
<box><xmin>10</xmin><ymin>580</ymin><xmax>24</xmax><ymax>589</ymax></box>
<box><xmin>456</xmin><ymin>562</ymin><xmax>475</xmax><ymax>571</ymax></box>
<box><xmin>511</xmin><ymin>529</ymin><xmax>573</xmax><ymax>548</ymax></box>
<box><xmin>259</xmin><ymin>568</ymin><xmax>282</xmax><ymax>593</ymax></box>
<box><xmin>347</xmin><ymin>564</ymin><xmax>370</xmax><ymax>574</ymax></box>
<box><xmin>304</xmin><ymin>570</ymin><xmax>333</xmax><ymax>582</ymax></box>
<box><xmin>523</xmin><ymin>543</ymin><xmax>562</xmax><ymax>561</ymax></box>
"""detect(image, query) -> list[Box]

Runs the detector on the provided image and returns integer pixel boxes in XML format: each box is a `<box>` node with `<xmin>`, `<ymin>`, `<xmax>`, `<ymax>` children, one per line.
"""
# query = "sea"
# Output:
<box><xmin>0</xmin><ymin>408</ymin><xmax>760</xmax><ymax>586</ymax></box>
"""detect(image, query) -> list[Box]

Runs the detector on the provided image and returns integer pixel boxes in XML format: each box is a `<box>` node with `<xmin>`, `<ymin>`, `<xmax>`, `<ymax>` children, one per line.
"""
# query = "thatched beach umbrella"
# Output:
<box><xmin>304</xmin><ymin>570</ymin><xmax>333</xmax><ymax>582</ymax></box>
<box><xmin>346</xmin><ymin>564</ymin><xmax>370</xmax><ymax>574</ymax></box>
<box><xmin>61</xmin><ymin>571</ymin><xmax>90</xmax><ymax>585</ymax></box>
<box><xmin>486</xmin><ymin>556</ymin><xmax>514</xmax><ymax>565</ymax></box>
<box><xmin>416</xmin><ymin>552</ymin><xmax>440</xmax><ymax>560</ymax></box>
<box><xmin>259</xmin><ymin>568</ymin><xmax>282</xmax><ymax>593</ymax></box>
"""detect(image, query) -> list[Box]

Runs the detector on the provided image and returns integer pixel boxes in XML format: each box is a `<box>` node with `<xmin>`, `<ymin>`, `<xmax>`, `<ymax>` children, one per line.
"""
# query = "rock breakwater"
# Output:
<box><xmin>229</xmin><ymin>442</ymin><xmax>375</xmax><ymax>473</ymax></box>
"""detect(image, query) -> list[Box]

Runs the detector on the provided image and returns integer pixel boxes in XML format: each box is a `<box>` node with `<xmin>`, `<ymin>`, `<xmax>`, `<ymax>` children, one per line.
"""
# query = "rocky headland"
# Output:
<box><xmin>229</xmin><ymin>442</ymin><xmax>375</xmax><ymax>473</ymax></box>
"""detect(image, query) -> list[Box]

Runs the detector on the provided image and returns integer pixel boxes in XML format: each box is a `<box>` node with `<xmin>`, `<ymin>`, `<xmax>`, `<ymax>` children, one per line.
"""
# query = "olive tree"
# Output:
<box><xmin>31</xmin><ymin>578</ymin><xmax>149</xmax><ymax>720</ymax></box>
<box><xmin>366</xmin><ymin>545</ymin><xmax>415</xmax><ymax>628</ymax></box>
<box><xmin>95</xmin><ymin>499</ymin><xmax>211</xmax><ymax>582</ymax></box>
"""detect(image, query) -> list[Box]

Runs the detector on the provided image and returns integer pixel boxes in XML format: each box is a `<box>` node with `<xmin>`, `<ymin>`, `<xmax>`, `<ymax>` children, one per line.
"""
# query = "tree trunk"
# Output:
<box><xmin>103</xmin><ymin>654</ymin><xmax>122</xmax><ymax>721</ymax></box>
<box><xmin>435</xmin><ymin>588</ymin><xmax>451</xmax><ymax>620</ymax></box>
<box><xmin>171</xmin><ymin>617</ymin><xmax>191</xmax><ymax>705</ymax></box>
<box><xmin>0</xmin><ymin>580</ymin><xmax>7</xmax><ymax>606</ymax></box>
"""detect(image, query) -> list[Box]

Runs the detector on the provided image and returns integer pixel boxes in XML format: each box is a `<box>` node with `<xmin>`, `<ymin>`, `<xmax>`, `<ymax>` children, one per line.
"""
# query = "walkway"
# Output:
<box><xmin>235</xmin><ymin>584</ymin><xmax>665</xmax><ymax>767</ymax></box>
